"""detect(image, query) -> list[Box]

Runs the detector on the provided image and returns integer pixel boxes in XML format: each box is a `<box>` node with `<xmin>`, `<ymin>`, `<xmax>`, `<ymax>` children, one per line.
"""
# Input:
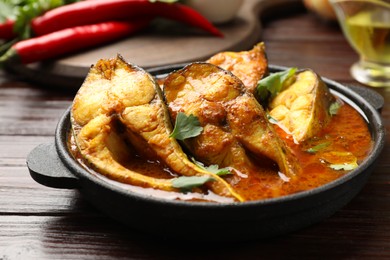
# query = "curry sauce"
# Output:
<box><xmin>69</xmin><ymin>97</ymin><xmax>372</xmax><ymax>202</ymax></box>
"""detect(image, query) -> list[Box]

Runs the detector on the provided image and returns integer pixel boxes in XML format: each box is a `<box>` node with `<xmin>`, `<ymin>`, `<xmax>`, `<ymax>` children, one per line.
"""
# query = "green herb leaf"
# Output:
<box><xmin>0</xmin><ymin>1</ymin><xmax>16</xmax><ymax>22</ymax></box>
<box><xmin>191</xmin><ymin>158</ymin><xmax>232</xmax><ymax>176</ymax></box>
<box><xmin>15</xmin><ymin>0</ymin><xmax>74</xmax><ymax>39</ymax></box>
<box><xmin>256</xmin><ymin>67</ymin><xmax>297</xmax><ymax>103</ymax></box>
<box><xmin>169</xmin><ymin>112</ymin><xmax>203</xmax><ymax>140</ymax></box>
<box><xmin>320</xmin><ymin>151</ymin><xmax>358</xmax><ymax>171</ymax></box>
<box><xmin>171</xmin><ymin>176</ymin><xmax>215</xmax><ymax>191</ymax></box>
<box><xmin>267</xmin><ymin>113</ymin><xmax>278</xmax><ymax>124</ymax></box>
<box><xmin>306</xmin><ymin>142</ymin><xmax>331</xmax><ymax>154</ymax></box>
<box><xmin>204</xmin><ymin>164</ymin><xmax>232</xmax><ymax>176</ymax></box>
<box><xmin>329</xmin><ymin>100</ymin><xmax>342</xmax><ymax>116</ymax></box>
<box><xmin>1</xmin><ymin>0</ymin><xmax>80</xmax><ymax>39</ymax></box>
<box><xmin>329</xmin><ymin>162</ymin><xmax>358</xmax><ymax>171</ymax></box>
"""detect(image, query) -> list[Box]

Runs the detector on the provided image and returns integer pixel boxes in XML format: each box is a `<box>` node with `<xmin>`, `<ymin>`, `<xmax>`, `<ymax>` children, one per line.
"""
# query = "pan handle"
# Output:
<box><xmin>348</xmin><ymin>85</ymin><xmax>384</xmax><ymax>112</ymax></box>
<box><xmin>27</xmin><ymin>143</ymin><xmax>79</xmax><ymax>189</ymax></box>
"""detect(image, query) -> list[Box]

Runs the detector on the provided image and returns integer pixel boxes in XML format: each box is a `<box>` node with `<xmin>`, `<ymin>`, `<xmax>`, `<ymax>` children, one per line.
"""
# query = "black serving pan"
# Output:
<box><xmin>27</xmin><ymin>65</ymin><xmax>385</xmax><ymax>240</ymax></box>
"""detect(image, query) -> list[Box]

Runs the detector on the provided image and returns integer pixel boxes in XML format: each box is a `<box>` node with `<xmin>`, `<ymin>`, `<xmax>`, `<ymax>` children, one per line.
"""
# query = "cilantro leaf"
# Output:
<box><xmin>329</xmin><ymin>100</ymin><xmax>342</xmax><ymax>116</ymax></box>
<box><xmin>171</xmin><ymin>176</ymin><xmax>215</xmax><ymax>191</ymax></box>
<box><xmin>204</xmin><ymin>164</ymin><xmax>232</xmax><ymax>176</ymax></box>
<box><xmin>170</xmin><ymin>112</ymin><xmax>203</xmax><ymax>140</ymax></box>
<box><xmin>306</xmin><ymin>142</ymin><xmax>331</xmax><ymax>154</ymax></box>
<box><xmin>192</xmin><ymin>158</ymin><xmax>232</xmax><ymax>176</ymax></box>
<box><xmin>257</xmin><ymin>67</ymin><xmax>297</xmax><ymax>103</ymax></box>
<box><xmin>0</xmin><ymin>1</ymin><xmax>15</xmax><ymax>22</ymax></box>
<box><xmin>191</xmin><ymin>158</ymin><xmax>232</xmax><ymax>176</ymax></box>
<box><xmin>330</xmin><ymin>162</ymin><xmax>358</xmax><ymax>171</ymax></box>
<box><xmin>0</xmin><ymin>0</ymin><xmax>79</xmax><ymax>39</ymax></box>
<box><xmin>266</xmin><ymin>113</ymin><xmax>278</xmax><ymax>124</ymax></box>
<box><xmin>16</xmin><ymin>0</ymin><xmax>78</xmax><ymax>39</ymax></box>
<box><xmin>320</xmin><ymin>151</ymin><xmax>358</xmax><ymax>171</ymax></box>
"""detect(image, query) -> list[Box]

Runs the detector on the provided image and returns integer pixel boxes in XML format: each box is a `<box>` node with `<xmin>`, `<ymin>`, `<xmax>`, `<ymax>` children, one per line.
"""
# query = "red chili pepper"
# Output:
<box><xmin>31</xmin><ymin>0</ymin><xmax>223</xmax><ymax>37</ymax></box>
<box><xmin>1</xmin><ymin>20</ymin><xmax>150</xmax><ymax>64</ymax></box>
<box><xmin>0</xmin><ymin>20</ymin><xmax>16</xmax><ymax>40</ymax></box>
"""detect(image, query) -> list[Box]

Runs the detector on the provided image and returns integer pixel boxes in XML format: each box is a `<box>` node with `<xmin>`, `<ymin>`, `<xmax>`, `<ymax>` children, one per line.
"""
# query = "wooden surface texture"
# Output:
<box><xmin>5</xmin><ymin>0</ymin><xmax>303</xmax><ymax>89</ymax></box>
<box><xmin>1</xmin><ymin>2</ymin><xmax>390</xmax><ymax>259</ymax></box>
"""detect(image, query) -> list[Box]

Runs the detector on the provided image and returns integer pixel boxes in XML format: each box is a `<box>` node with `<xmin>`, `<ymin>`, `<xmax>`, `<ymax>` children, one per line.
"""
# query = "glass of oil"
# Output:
<box><xmin>330</xmin><ymin>0</ymin><xmax>390</xmax><ymax>87</ymax></box>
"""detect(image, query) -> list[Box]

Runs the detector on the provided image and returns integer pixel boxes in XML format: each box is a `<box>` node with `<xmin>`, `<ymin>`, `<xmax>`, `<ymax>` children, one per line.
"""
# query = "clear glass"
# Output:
<box><xmin>330</xmin><ymin>0</ymin><xmax>390</xmax><ymax>87</ymax></box>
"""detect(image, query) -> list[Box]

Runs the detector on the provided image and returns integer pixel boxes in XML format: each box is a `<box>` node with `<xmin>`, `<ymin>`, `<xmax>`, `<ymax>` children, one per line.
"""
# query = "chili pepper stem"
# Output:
<box><xmin>0</xmin><ymin>48</ymin><xmax>19</xmax><ymax>68</ymax></box>
<box><xmin>0</xmin><ymin>38</ymin><xmax>18</xmax><ymax>56</ymax></box>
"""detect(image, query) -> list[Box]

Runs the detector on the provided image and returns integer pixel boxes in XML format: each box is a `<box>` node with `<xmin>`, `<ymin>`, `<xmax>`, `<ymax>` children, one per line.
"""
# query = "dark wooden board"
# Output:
<box><xmin>6</xmin><ymin>0</ymin><xmax>302</xmax><ymax>89</ymax></box>
<box><xmin>3</xmin><ymin>3</ymin><xmax>390</xmax><ymax>258</ymax></box>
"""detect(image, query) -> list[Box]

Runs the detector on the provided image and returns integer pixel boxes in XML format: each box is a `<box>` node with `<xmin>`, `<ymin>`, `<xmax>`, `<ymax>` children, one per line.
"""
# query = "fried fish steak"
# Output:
<box><xmin>268</xmin><ymin>69</ymin><xmax>335</xmax><ymax>143</ymax></box>
<box><xmin>163</xmin><ymin>63</ymin><xmax>299</xmax><ymax>185</ymax></box>
<box><xmin>71</xmin><ymin>55</ymin><xmax>243</xmax><ymax>201</ymax></box>
<box><xmin>207</xmin><ymin>42</ymin><xmax>268</xmax><ymax>93</ymax></box>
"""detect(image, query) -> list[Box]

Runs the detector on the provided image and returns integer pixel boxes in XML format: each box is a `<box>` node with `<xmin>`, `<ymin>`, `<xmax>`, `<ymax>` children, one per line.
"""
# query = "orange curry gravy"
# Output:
<box><xmin>69</xmin><ymin>99</ymin><xmax>373</xmax><ymax>203</ymax></box>
<box><xmin>226</xmin><ymin>101</ymin><xmax>373</xmax><ymax>201</ymax></box>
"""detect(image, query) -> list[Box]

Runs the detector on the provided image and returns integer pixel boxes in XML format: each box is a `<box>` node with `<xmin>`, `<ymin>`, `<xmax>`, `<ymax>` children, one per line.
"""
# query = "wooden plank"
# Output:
<box><xmin>5</xmin><ymin>0</ymin><xmax>289</xmax><ymax>89</ymax></box>
<box><xmin>0</xmin><ymin>136</ymin><xmax>53</xmax><ymax>159</ymax></box>
<box><xmin>1</xmin><ymin>2</ymin><xmax>390</xmax><ymax>259</ymax></box>
<box><xmin>0</xmin><ymin>211</ymin><xmax>389</xmax><ymax>259</ymax></box>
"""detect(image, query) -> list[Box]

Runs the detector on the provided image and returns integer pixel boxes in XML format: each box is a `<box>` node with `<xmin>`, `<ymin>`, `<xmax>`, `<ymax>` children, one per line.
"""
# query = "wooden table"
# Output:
<box><xmin>1</xmin><ymin>6</ymin><xmax>390</xmax><ymax>259</ymax></box>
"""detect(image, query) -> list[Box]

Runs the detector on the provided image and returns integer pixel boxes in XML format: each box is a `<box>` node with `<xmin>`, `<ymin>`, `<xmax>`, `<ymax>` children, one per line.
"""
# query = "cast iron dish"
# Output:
<box><xmin>27</xmin><ymin>65</ymin><xmax>385</xmax><ymax>240</ymax></box>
